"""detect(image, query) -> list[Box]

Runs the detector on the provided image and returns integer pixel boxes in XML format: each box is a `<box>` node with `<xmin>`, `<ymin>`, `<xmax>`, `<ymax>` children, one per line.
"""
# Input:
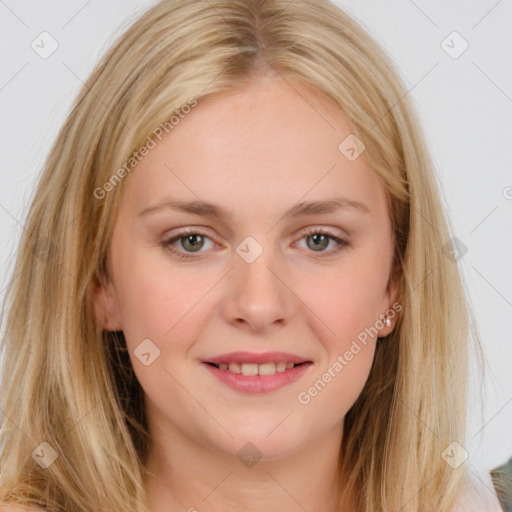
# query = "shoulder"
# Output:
<box><xmin>456</xmin><ymin>499</ymin><xmax>503</xmax><ymax>512</ymax></box>
<box><xmin>455</xmin><ymin>498</ymin><xmax>503</xmax><ymax>511</ymax></box>
<box><xmin>454</xmin><ymin>471</ymin><xmax>503</xmax><ymax>512</ymax></box>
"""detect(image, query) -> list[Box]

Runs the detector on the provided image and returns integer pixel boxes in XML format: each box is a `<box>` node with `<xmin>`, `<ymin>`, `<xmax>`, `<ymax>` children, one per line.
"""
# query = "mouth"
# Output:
<box><xmin>204</xmin><ymin>361</ymin><xmax>310</xmax><ymax>376</ymax></box>
<box><xmin>202</xmin><ymin>355</ymin><xmax>313</xmax><ymax>394</ymax></box>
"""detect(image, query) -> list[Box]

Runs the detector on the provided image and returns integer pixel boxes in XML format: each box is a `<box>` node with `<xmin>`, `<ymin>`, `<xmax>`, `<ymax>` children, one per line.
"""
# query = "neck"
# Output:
<box><xmin>143</xmin><ymin>415</ymin><xmax>356</xmax><ymax>512</ymax></box>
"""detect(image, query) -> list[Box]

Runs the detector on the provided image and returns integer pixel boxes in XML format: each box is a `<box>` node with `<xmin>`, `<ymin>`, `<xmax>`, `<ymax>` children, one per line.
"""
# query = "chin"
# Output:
<box><xmin>212</xmin><ymin>421</ymin><xmax>309</xmax><ymax>462</ymax></box>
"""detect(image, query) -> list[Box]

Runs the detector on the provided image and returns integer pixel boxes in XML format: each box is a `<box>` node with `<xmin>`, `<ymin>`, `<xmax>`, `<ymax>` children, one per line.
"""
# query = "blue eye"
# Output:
<box><xmin>161</xmin><ymin>227</ymin><xmax>351</xmax><ymax>260</ymax></box>
<box><xmin>161</xmin><ymin>227</ymin><xmax>215</xmax><ymax>259</ymax></box>
<box><xmin>299</xmin><ymin>227</ymin><xmax>350</xmax><ymax>255</ymax></box>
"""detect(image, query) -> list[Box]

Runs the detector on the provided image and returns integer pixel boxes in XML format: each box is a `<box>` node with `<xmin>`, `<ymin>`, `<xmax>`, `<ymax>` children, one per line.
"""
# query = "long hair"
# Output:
<box><xmin>0</xmin><ymin>1</ymin><xmax>477</xmax><ymax>510</ymax></box>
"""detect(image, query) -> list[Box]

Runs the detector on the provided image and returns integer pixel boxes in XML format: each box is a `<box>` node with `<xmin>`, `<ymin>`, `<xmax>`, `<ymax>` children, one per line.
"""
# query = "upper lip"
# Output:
<box><xmin>203</xmin><ymin>351</ymin><xmax>312</xmax><ymax>365</ymax></box>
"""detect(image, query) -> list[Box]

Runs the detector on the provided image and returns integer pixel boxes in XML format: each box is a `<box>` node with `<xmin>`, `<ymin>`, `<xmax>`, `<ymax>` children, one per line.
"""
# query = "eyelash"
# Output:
<box><xmin>161</xmin><ymin>226</ymin><xmax>351</xmax><ymax>261</ymax></box>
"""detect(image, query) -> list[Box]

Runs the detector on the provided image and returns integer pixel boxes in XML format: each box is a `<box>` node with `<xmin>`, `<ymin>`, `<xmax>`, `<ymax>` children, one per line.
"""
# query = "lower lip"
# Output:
<box><xmin>202</xmin><ymin>362</ymin><xmax>313</xmax><ymax>394</ymax></box>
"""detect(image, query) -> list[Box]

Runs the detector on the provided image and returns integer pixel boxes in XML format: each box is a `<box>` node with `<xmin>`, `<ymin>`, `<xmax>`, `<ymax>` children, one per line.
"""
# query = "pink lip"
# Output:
<box><xmin>203</xmin><ymin>351</ymin><xmax>311</xmax><ymax>365</ymax></box>
<box><xmin>202</xmin><ymin>361</ymin><xmax>313</xmax><ymax>394</ymax></box>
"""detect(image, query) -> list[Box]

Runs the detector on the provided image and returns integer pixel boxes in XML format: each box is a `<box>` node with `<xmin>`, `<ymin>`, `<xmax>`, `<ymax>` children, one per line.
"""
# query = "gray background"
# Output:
<box><xmin>0</xmin><ymin>0</ymin><xmax>511</xmax><ymax>475</ymax></box>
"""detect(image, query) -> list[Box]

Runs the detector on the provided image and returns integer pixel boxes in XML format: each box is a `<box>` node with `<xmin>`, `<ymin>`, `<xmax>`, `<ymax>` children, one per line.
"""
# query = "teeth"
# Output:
<box><xmin>228</xmin><ymin>362</ymin><xmax>241</xmax><ymax>374</ymax></box>
<box><xmin>215</xmin><ymin>361</ymin><xmax>299</xmax><ymax>375</ymax></box>
<box><xmin>276</xmin><ymin>362</ymin><xmax>287</xmax><ymax>372</ymax></box>
<box><xmin>241</xmin><ymin>363</ymin><xmax>259</xmax><ymax>376</ymax></box>
<box><xmin>258</xmin><ymin>363</ymin><xmax>276</xmax><ymax>375</ymax></box>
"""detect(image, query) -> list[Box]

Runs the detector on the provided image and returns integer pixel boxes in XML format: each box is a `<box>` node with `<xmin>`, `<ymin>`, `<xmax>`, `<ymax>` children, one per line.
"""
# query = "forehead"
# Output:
<box><xmin>120</xmin><ymin>76</ymin><xmax>387</xmax><ymax>218</ymax></box>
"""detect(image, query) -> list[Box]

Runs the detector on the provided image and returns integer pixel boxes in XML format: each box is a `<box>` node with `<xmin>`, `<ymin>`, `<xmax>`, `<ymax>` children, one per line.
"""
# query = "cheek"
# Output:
<box><xmin>298</xmin><ymin>252</ymin><xmax>389</xmax><ymax>344</ymax></box>
<box><xmin>112</xmin><ymin>247</ymin><xmax>211</xmax><ymax>344</ymax></box>
<box><xmin>292</xmin><ymin>250</ymin><xmax>387</xmax><ymax>411</ymax></box>
<box><xmin>113</xmin><ymin>262</ymin><xmax>213</xmax><ymax>400</ymax></box>
<box><xmin>296</xmin><ymin>314</ymin><xmax>377</xmax><ymax>421</ymax></box>
<box><xmin>308</xmin><ymin>348</ymin><xmax>375</xmax><ymax>423</ymax></box>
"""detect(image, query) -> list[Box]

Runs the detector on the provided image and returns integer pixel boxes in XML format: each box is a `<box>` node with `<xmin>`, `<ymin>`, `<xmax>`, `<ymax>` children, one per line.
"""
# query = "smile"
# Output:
<box><xmin>202</xmin><ymin>361</ymin><xmax>313</xmax><ymax>394</ymax></box>
<box><xmin>207</xmin><ymin>361</ymin><xmax>304</xmax><ymax>375</ymax></box>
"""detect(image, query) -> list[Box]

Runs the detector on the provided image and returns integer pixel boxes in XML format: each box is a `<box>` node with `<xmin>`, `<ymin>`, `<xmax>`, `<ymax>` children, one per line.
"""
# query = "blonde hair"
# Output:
<box><xmin>0</xmin><ymin>0</ymin><xmax>479</xmax><ymax>510</ymax></box>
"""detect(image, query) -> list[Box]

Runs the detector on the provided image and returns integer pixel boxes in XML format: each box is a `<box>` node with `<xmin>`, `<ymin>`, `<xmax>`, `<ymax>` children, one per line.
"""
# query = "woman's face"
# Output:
<box><xmin>95</xmin><ymin>75</ymin><xmax>398</xmax><ymax>462</ymax></box>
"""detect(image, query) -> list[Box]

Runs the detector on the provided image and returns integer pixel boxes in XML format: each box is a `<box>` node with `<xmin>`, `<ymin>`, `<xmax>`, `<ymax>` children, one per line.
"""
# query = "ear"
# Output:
<box><xmin>92</xmin><ymin>270</ymin><xmax>123</xmax><ymax>332</ymax></box>
<box><xmin>378</xmin><ymin>262</ymin><xmax>401</xmax><ymax>337</ymax></box>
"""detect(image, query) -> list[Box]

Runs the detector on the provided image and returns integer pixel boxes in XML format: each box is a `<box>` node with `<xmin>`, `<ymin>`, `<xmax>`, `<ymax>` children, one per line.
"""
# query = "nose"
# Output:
<box><xmin>220</xmin><ymin>244</ymin><xmax>296</xmax><ymax>334</ymax></box>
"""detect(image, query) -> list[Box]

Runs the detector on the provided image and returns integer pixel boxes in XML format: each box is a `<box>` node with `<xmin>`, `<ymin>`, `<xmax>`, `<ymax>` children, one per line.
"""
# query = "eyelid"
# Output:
<box><xmin>163</xmin><ymin>224</ymin><xmax>348</xmax><ymax>241</ymax></box>
<box><xmin>161</xmin><ymin>224</ymin><xmax>351</xmax><ymax>259</ymax></box>
<box><xmin>300</xmin><ymin>225</ymin><xmax>349</xmax><ymax>239</ymax></box>
<box><xmin>162</xmin><ymin>225</ymin><xmax>217</xmax><ymax>243</ymax></box>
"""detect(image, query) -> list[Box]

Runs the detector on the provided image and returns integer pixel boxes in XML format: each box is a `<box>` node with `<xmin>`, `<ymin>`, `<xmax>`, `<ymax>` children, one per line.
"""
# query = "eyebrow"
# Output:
<box><xmin>138</xmin><ymin>196</ymin><xmax>370</xmax><ymax>220</ymax></box>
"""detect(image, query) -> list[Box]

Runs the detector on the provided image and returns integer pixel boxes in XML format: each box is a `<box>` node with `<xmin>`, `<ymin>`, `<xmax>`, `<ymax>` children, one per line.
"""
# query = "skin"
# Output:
<box><xmin>94</xmin><ymin>71</ymin><xmax>399</xmax><ymax>512</ymax></box>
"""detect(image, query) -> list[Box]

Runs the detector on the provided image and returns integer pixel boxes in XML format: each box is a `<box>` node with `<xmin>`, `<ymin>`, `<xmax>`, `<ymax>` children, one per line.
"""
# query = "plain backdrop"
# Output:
<box><xmin>1</xmin><ymin>0</ymin><xmax>511</xmax><ymax>477</ymax></box>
